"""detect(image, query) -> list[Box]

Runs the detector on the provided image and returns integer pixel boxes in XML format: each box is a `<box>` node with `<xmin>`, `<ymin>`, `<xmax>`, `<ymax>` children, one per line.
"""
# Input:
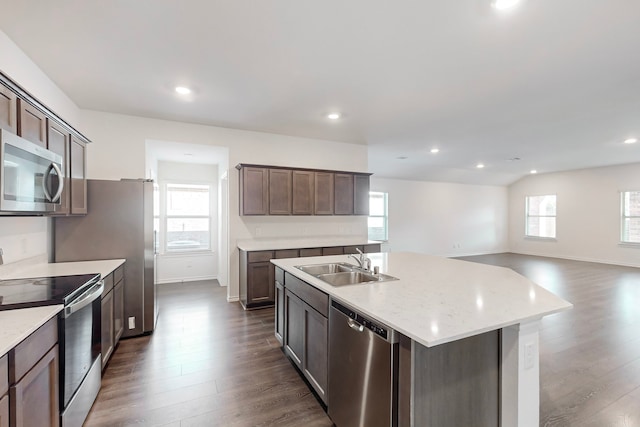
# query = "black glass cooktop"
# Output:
<box><xmin>0</xmin><ymin>273</ymin><xmax>101</xmax><ymax>311</ymax></box>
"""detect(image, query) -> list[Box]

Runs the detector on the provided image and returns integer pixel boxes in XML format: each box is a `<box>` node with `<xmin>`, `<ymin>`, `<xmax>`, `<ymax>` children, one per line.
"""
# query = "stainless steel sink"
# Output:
<box><xmin>295</xmin><ymin>263</ymin><xmax>398</xmax><ymax>286</ymax></box>
<box><xmin>295</xmin><ymin>262</ymin><xmax>355</xmax><ymax>276</ymax></box>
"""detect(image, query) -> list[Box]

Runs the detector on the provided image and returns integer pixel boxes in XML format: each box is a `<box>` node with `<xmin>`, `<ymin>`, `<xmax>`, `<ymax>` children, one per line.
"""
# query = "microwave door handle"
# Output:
<box><xmin>50</xmin><ymin>163</ymin><xmax>64</xmax><ymax>202</ymax></box>
<box><xmin>42</xmin><ymin>163</ymin><xmax>55</xmax><ymax>202</ymax></box>
<box><xmin>42</xmin><ymin>163</ymin><xmax>64</xmax><ymax>203</ymax></box>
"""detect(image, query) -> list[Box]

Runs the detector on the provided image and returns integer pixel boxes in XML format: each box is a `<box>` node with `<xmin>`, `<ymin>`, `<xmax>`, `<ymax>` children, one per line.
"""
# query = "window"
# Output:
<box><xmin>621</xmin><ymin>191</ymin><xmax>640</xmax><ymax>244</ymax></box>
<box><xmin>368</xmin><ymin>191</ymin><xmax>388</xmax><ymax>241</ymax></box>
<box><xmin>525</xmin><ymin>195</ymin><xmax>556</xmax><ymax>238</ymax></box>
<box><xmin>165</xmin><ymin>183</ymin><xmax>211</xmax><ymax>251</ymax></box>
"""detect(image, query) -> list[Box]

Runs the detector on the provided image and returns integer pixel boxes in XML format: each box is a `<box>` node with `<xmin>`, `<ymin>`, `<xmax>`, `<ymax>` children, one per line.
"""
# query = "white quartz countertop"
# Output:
<box><xmin>0</xmin><ymin>259</ymin><xmax>126</xmax><ymax>281</ymax></box>
<box><xmin>0</xmin><ymin>305</ymin><xmax>62</xmax><ymax>357</ymax></box>
<box><xmin>237</xmin><ymin>236</ymin><xmax>381</xmax><ymax>251</ymax></box>
<box><xmin>272</xmin><ymin>252</ymin><xmax>572</xmax><ymax>348</ymax></box>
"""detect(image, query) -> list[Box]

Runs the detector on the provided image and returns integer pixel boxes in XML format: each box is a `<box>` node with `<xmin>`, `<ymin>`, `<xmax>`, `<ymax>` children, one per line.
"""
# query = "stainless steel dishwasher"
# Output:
<box><xmin>328</xmin><ymin>300</ymin><xmax>399</xmax><ymax>427</ymax></box>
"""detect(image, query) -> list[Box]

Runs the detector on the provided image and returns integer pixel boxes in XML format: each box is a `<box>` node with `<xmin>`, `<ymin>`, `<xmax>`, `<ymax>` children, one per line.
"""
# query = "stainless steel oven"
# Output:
<box><xmin>0</xmin><ymin>128</ymin><xmax>63</xmax><ymax>214</ymax></box>
<box><xmin>59</xmin><ymin>276</ymin><xmax>103</xmax><ymax>427</ymax></box>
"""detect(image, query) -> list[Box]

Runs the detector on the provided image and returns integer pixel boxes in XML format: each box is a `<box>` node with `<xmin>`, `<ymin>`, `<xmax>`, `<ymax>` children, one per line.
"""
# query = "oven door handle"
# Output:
<box><xmin>64</xmin><ymin>281</ymin><xmax>104</xmax><ymax>318</ymax></box>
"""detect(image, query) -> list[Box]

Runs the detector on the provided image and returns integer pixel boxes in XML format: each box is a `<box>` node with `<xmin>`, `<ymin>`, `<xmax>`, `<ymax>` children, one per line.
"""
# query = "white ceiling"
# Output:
<box><xmin>1</xmin><ymin>0</ymin><xmax>639</xmax><ymax>185</ymax></box>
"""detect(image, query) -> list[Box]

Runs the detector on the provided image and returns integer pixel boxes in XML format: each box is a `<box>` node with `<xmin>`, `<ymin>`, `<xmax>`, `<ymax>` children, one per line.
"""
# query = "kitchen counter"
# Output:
<box><xmin>272</xmin><ymin>252</ymin><xmax>571</xmax><ymax>348</ymax></box>
<box><xmin>0</xmin><ymin>305</ymin><xmax>62</xmax><ymax>357</ymax></box>
<box><xmin>237</xmin><ymin>236</ymin><xmax>381</xmax><ymax>251</ymax></box>
<box><xmin>0</xmin><ymin>259</ymin><xmax>126</xmax><ymax>281</ymax></box>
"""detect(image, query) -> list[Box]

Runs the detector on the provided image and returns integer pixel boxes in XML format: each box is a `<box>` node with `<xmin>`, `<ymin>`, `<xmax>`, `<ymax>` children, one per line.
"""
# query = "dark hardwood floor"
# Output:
<box><xmin>85</xmin><ymin>254</ymin><xmax>640</xmax><ymax>426</ymax></box>
<box><xmin>459</xmin><ymin>253</ymin><xmax>640</xmax><ymax>427</ymax></box>
<box><xmin>84</xmin><ymin>280</ymin><xmax>332</xmax><ymax>427</ymax></box>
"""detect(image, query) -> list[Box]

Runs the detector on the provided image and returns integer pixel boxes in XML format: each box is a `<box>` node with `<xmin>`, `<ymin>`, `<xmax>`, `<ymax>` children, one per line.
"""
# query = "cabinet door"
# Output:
<box><xmin>240</xmin><ymin>167</ymin><xmax>268</xmax><ymax>215</ymax></box>
<box><xmin>284</xmin><ymin>289</ymin><xmax>304</xmax><ymax>369</ymax></box>
<box><xmin>269</xmin><ymin>169</ymin><xmax>292</xmax><ymax>215</ymax></box>
<box><xmin>354</xmin><ymin>174</ymin><xmax>370</xmax><ymax>215</ymax></box>
<box><xmin>0</xmin><ymin>394</ymin><xmax>7</xmax><ymax>427</ymax></box>
<box><xmin>275</xmin><ymin>280</ymin><xmax>285</xmax><ymax>346</ymax></box>
<box><xmin>10</xmin><ymin>345</ymin><xmax>59</xmax><ymax>427</ymax></box>
<box><xmin>314</xmin><ymin>172</ymin><xmax>334</xmax><ymax>215</ymax></box>
<box><xmin>70</xmin><ymin>136</ymin><xmax>87</xmax><ymax>214</ymax></box>
<box><xmin>334</xmin><ymin>173</ymin><xmax>354</xmax><ymax>215</ymax></box>
<box><xmin>246</xmin><ymin>261</ymin><xmax>275</xmax><ymax>305</ymax></box>
<box><xmin>47</xmin><ymin>120</ymin><xmax>70</xmax><ymax>215</ymax></box>
<box><xmin>303</xmin><ymin>304</ymin><xmax>328</xmax><ymax>404</ymax></box>
<box><xmin>292</xmin><ymin>170</ymin><xmax>314</xmax><ymax>215</ymax></box>
<box><xmin>114</xmin><ymin>280</ymin><xmax>125</xmax><ymax>344</ymax></box>
<box><xmin>101</xmin><ymin>289</ymin><xmax>114</xmax><ymax>369</ymax></box>
<box><xmin>17</xmin><ymin>99</ymin><xmax>47</xmax><ymax>147</ymax></box>
<box><xmin>0</xmin><ymin>84</ymin><xmax>17</xmax><ymax>133</ymax></box>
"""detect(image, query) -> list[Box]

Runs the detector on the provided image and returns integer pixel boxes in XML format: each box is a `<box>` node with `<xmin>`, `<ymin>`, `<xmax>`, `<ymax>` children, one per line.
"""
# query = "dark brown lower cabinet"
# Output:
<box><xmin>247</xmin><ymin>262</ymin><xmax>275</xmax><ymax>306</ymax></box>
<box><xmin>101</xmin><ymin>288</ymin><xmax>114</xmax><ymax>370</ymax></box>
<box><xmin>10</xmin><ymin>345</ymin><xmax>59</xmax><ymax>427</ymax></box>
<box><xmin>281</xmin><ymin>273</ymin><xmax>329</xmax><ymax>404</ymax></box>
<box><xmin>275</xmin><ymin>270</ymin><xmax>285</xmax><ymax>345</ymax></box>
<box><xmin>114</xmin><ymin>280</ymin><xmax>125</xmax><ymax>343</ymax></box>
<box><xmin>0</xmin><ymin>394</ymin><xmax>8</xmax><ymax>427</ymax></box>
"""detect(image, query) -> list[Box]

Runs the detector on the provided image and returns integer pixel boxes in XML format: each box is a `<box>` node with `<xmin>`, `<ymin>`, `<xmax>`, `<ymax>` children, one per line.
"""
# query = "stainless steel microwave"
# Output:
<box><xmin>0</xmin><ymin>129</ymin><xmax>64</xmax><ymax>214</ymax></box>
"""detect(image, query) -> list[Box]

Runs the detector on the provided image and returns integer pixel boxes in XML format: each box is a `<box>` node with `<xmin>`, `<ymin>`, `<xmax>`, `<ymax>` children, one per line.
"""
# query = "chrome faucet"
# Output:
<box><xmin>348</xmin><ymin>248</ymin><xmax>371</xmax><ymax>272</ymax></box>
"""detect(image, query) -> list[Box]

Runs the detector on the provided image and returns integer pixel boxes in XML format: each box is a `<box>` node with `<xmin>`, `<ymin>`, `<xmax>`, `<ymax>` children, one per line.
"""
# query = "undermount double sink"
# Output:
<box><xmin>295</xmin><ymin>262</ymin><xmax>398</xmax><ymax>286</ymax></box>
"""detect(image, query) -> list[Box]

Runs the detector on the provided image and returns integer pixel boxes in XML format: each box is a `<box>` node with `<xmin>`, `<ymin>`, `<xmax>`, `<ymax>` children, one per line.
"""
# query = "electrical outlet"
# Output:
<box><xmin>255</xmin><ymin>227</ymin><xmax>262</xmax><ymax>237</ymax></box>
<box><xmin>128</xmin><ymin>317</ymin><xmax>136</xmax><ymax>329</ymax></box>
<box><xmin>524</xmin><ymin>342</ymin><xmax>535</xmax><ymax>369</ymax></box>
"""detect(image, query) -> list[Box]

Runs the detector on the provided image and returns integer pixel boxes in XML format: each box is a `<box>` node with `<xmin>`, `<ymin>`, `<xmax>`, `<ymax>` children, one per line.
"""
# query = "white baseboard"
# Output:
<box><xmin>227</xmin><ymin>295</ymin><xmax>239</xmax><ymax>302</ymax></box>
<box><xmin>156</xmin><ymin>275</ymin><xmax>217</xmax><ymax>285</ymax></box>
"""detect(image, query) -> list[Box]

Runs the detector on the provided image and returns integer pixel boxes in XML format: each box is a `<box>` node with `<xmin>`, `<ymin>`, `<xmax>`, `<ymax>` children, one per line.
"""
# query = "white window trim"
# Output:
<box><xmin>525</xmin><ymin>194</ymin><xmax>557</xmax><ymax>239</ymax></box>
<box><xmin>368</xmin><ymin>191</ymin><xmax>389</xmax><ymax>242</ymax></box>
<box><xmin>620</xmin><ymin>190</ymin><xmax>640</xmax><ymax>246</ymax></box>
<box><xmin>159</xmin><ymin>180</ymin><xmax>215</xmax><ymax>255</ymax></box>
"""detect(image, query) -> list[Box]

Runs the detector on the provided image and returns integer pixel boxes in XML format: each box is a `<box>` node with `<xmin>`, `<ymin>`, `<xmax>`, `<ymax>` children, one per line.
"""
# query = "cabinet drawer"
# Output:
<box><xmin>275</xmin><ymin>266</ymin><xmax>285</xmax><ymax>285</ymax></box>
<box><xmin>9</xmin><ymin>316</ymin><xmax>57</xmax><ymax>384</ymax></box>
<box><xmin>114</xmin><ymin>265</ymin><xmax>124</xmax><ymax>284</ymax></box>
<box><xmin>300</xmin><ymin>248</ymin><xmax>322</xmax><ymax>257</ymax></box>
<box><xmin>285</xmin><ymin>272</ymin><xmax>329</xmax><ymax>317</ymax></box>
<box><xmin>275</xmin><ymin>249</ymin><xmax>299</xmax><ymax>259</ymax></box>
<box><xmin>0</xmin><ymin>354</ymin><xmax>7</xmax><ymax>397</ymax></box>
<box><xmin>102</xmin><ymin>272</ymin><xmax>114</xmax><ymax>295</ymax></box>
<box><xmin>248</xmin><ymin>251</ymin><xmax>274</xmax><ymax>263</ymax></box>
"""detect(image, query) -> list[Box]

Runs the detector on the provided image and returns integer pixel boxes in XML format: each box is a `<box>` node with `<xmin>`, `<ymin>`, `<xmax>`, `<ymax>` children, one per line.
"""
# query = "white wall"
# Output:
<box><xmin>155</xmin><ymin>161</ymin><xmax>218</xmax><ymax>283</ymax></box>
<box><xmin>372</xmin><ymin>177</ymin><xmax>509</xmax><ymax>257</ymax></box>
<box><xmin>508</xmin><ymin>163</ymin><xmax>640</xmax><ymax>267</ymax></box>
<box><xmin>0</xmin><ymin>30</ymin><xmax>81</xmax><ymax>266</ymax></box>
<box><xmin>79</xmin><ymin>109</ymin><xmax>368</xmax><ymax>301</ymax></box>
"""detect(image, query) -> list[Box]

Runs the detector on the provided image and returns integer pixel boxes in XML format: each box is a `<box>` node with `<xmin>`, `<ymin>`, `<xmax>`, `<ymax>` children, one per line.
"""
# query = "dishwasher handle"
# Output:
<box><xmin>348</xmin><ymin>318</ymin><xmax>364</xmax><ymax>332</ymax></box>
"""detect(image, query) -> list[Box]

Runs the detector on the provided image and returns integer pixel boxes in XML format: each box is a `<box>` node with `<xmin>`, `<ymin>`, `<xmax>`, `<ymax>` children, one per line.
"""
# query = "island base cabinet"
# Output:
<box><xmin>0</xmin><ymin>395</ymin><xmax>8</xmax><ymax>427</ymax></box>
<box><xmin>10</xmin><ymin>345</ymin><xmax>59</xmax><ymax>427</ymax></box>
<box><xmin>398</xmin><ymin>331</ymin><xmax>499</xmax><ymax>427</ymax></box>
<box><xmin>274</xmin><ymin>273</ymin><xmax>285</xmax><ymax>345</ymax></box>
<box><xmin>284</xmin><ymin>289</ymin><xmax>304</xmax><ymax>370</ymax></box>
<box><xmin>303</xmin><ymin>306</ymin><xmax>328</xmax><ymax>403</ymax></box>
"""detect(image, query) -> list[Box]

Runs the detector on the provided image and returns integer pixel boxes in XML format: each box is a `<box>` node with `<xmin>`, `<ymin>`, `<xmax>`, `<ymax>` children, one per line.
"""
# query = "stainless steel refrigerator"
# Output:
<box><xmin>54</xmin><ymin>179</ymin><xmax>157</xmax><ymax>338</ymax></box>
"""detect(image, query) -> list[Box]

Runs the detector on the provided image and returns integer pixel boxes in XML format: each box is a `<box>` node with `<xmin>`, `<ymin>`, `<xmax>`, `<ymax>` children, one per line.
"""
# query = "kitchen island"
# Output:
<box><xmin>272</xmin><ymin>252</ymin><xmax>572</xmax><ymax>427</ymax></box>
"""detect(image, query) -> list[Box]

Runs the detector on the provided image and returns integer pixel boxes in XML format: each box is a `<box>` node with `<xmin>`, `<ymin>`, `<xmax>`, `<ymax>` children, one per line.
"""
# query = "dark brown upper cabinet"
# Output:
<box><xmin>354</xmin><ymin>174</ymin><xmax>370</xmax><ymax>215</ymax></box>
<box><xmin>70</xmin><ymin>136</ymin><xmax>87</xmax><ymax>215</ymax></box>
<box><xmin>240</xmin><ymin>166</ymin><xmax>269</xmax><ymax>215</ymax></box>
<box><xmin>0</xmin><ymin>83</ymin><xmax>17</xmax><ymax>133</ymax></box>
<box><xmin>314</xmin><ymin>172</ymin><xmax>334</xmax><ymax>215</ymax></box>
<box><xmin>269</xmin><ymin>168</ymin><xmax>292</xmax><ymax>215</ymax></box>
<box><xmin>17</xmin><ymin>98</ymin><xmax>47</xmax><ymax>147</ymax></box>
<box><xmin>237</xmin><ymin>164</ymin><xmax>371</xmax><ymax>216</ymax></box>
<box><xmin>292</xmin><ymin>170</ymin><xmax>314</xmax><ymax>215</ymax></box>
<box><xmin>47</xmin><ymin>120</ymin><xmax>70</xmax><ymax>215</ymax></box>
<box><xmin>334</xmin><ymin>173</ymin><xmax>354</xmax><ymax>215</ymax></box>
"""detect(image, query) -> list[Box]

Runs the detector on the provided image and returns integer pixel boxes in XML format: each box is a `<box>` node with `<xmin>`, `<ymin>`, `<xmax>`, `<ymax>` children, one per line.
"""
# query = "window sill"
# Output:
<box><xmin>618</xmin><ymin>242</ymin><xmax>640</xmax><ymax>248</ymax></box>
<box><xmin>524</xmin><ymin>236</ymin><xmax>557</xmax><ymax>242</ymax></box>
<box><xmin>160</xmin><ymin>250</ymin><xmax>216</xmax><ymax>257</ymax></box>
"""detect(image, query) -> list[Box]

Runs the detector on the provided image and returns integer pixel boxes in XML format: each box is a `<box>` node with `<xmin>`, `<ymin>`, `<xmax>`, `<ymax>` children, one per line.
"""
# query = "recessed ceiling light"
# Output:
<box><xmin>430</xmin><ymin>148</ymin><xmax>440</xmax><ymax>154</ymax></box>
<box><xmin>396</xmin><ymin>156</ymin><xmax>408</xmax><ymax>160</ymax></box>
<box><xmin>492</xmin><ymin>0</ymin><xmax>521</xmax><ymax>10</ymax></box>
<box><xmin>184</xmin><ymin>153</ymin><xmax>193</xmax><ymax>156</ymax></box>
<box><xmin>175</xmin><ymin>86</ymin><xmax>192</xmax><ymax>95</ymax></box>
<box><xmin>624</xmin><ymin>138</ymin><xmax>638</xmax><ymax>144</ymax></box>
<box><xmin>530</xmin><ymin>169</ymin><xmax>538</xmax><ymax>174</ymax></box>
<box><xmin>327</xmin><ymin>112</ymin><xmax>341</xmax><ymax>120</ymax></box>
<box><xmin>476</xmin><ymin>163</ymin><xmax>485</xmax><ymax>169</ymax></box>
